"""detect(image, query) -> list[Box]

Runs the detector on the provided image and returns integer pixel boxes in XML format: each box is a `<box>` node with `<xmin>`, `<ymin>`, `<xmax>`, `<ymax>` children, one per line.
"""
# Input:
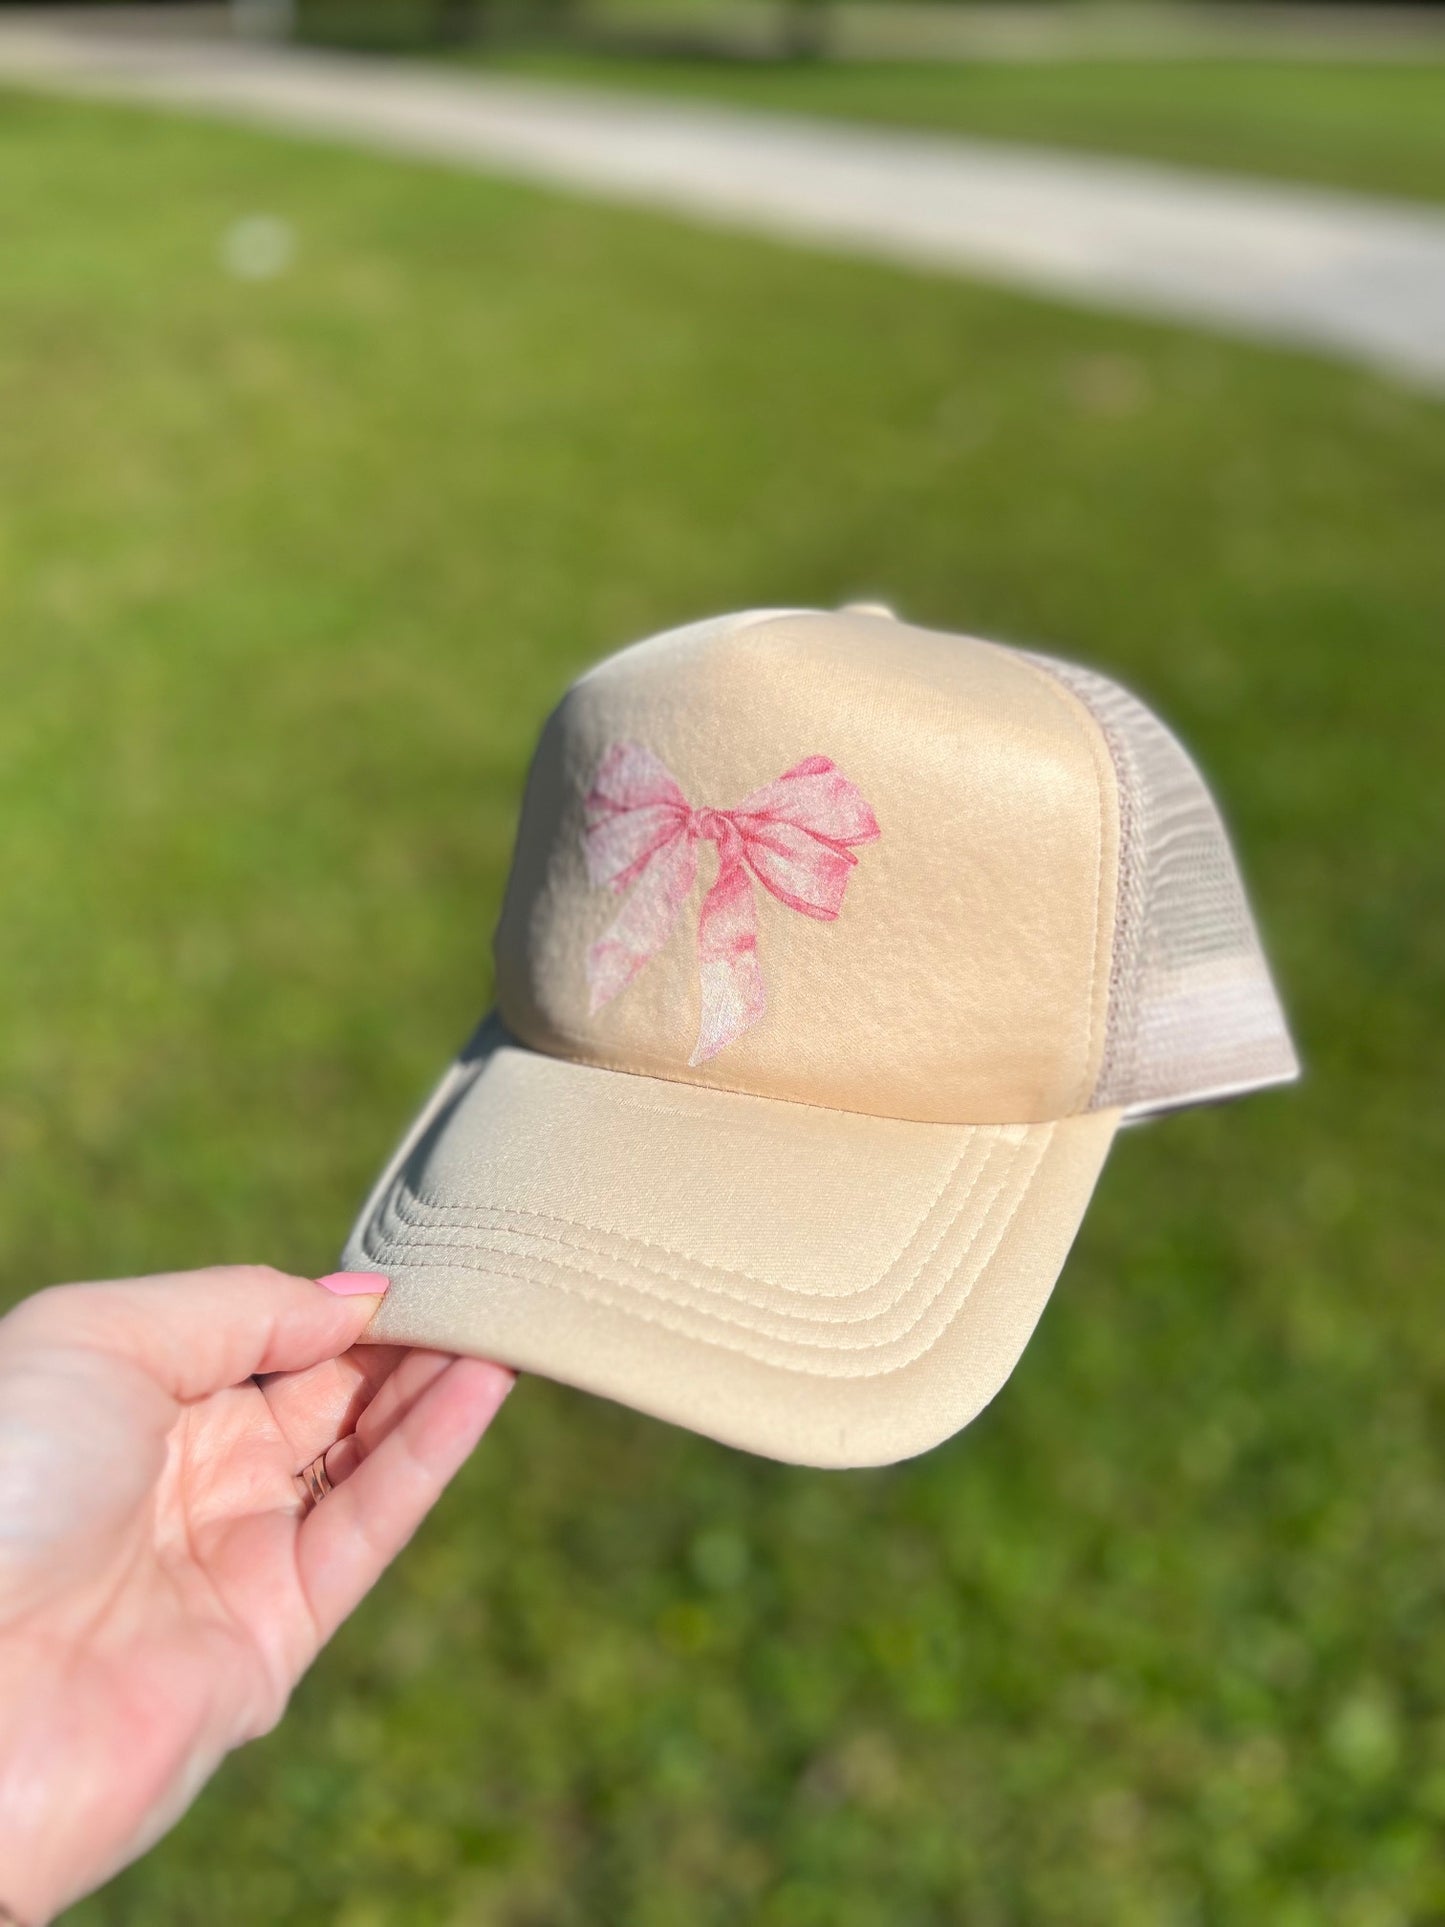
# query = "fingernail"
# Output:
<box><xmin>317</xmin><ymin>1271</ymin><xmax>391</xmax><ymax>1297</ymax></box>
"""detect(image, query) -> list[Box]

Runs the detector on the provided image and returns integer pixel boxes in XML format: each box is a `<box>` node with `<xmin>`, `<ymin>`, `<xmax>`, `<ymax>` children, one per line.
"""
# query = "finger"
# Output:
<box><xmin>313</xmin><ymin>1349</ymin><xmax>456</xmax><ymax>1488</ymax></box>
<box><xmin>2</xmin><ymin>1267</ymin><xmax>391</xmax><ymax>1401</ymax></box>
<box><xmin>297</xmin><ymin>1356</ymin><xmax>513</xmax><ymax>1644</ymax></box>
<box><xmin>258</xmin><ymin>1345</ymin><xmax>407</xmax><ymax>1469</ymax></box>
<box><xmin>353</xmin><ymin>1347</ymin><xmax>456</xmax><ymax>1453</ymax></box>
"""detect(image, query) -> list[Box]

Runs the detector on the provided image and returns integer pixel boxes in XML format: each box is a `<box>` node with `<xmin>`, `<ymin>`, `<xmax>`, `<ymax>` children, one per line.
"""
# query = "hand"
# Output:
<box><xmin>0</xmin><ymin>1265</ymin><xmax>513</xmax><ymax>1922</ymax></box>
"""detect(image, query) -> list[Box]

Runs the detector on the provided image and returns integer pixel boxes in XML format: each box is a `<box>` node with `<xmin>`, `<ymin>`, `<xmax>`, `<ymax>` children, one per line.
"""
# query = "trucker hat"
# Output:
<box><xmin>342</xmin><ymin>607</ymin><xmax>1297</xmax><ymax>1467</ymax></box>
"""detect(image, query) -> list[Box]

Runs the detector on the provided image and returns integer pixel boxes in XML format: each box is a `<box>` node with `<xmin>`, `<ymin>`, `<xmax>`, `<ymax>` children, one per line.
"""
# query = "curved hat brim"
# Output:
<box><xmin>344</xmin><ymin>1019</ymin><xmax>1117</xmax><ymax>1468</ymax></box>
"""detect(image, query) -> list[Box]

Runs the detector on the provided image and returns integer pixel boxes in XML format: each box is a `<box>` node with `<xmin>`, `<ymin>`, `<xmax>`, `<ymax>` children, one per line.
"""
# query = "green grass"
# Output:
<box><xmin>2</xmin><ymin>88</ymin><xmax>1444</xmax><ymax>1927</ymax></box>
<box><xmin>469</xmin><ymin>51</ymin><xmax>1445</xmax><ymax>205</ymax></box>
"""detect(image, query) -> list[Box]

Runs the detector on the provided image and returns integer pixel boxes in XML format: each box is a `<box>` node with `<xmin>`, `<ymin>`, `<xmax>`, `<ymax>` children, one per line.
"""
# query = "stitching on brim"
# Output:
<box><xmin>360</xmin><ymin>1126</ymin><xmax>1053</xmax><ymax>1376</ymax></box>
<box><xmin>379</xmin><ymin>1130</ymin><xmax>989</xmax><ymax>1306</ymax></box>
<box><xmin>372</xmin><ymin>1135</ymin><xmax>995</xmax><ymax>1332</ymax></box>
<box><xmin>360</xmin><ymin>1127</ymin><xmax>1048</xmax><ymax>1377</ymax></box>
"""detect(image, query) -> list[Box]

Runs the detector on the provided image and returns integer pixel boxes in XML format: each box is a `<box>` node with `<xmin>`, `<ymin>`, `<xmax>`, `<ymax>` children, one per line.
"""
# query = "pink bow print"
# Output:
<box><xmin>582</xmin><ymin>741</ymin><xmax>881</xmax><ymax>1064</ymax></box>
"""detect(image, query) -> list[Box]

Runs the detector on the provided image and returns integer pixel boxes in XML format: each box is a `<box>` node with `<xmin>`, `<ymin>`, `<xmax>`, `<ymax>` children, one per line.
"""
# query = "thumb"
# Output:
<box><xmin>0</xmin><ymin>1266</ymin><xmax>391</xmax><ymax>1400</ymax></box>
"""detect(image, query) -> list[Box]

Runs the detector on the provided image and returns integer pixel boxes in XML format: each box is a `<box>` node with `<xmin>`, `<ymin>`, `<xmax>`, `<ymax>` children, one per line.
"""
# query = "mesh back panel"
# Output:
<box><xmin>1028</xmin><ymin>655</ymin><xmax>1298</xmax><ymax>1118</ymax></box>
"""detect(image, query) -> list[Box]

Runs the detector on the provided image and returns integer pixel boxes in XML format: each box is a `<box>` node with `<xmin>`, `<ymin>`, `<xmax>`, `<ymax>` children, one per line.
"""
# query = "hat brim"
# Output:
<box><xmin>343</xmin><ymin>1020</ymin><xmax>1118</xmax><ymax>1468</ymax></box>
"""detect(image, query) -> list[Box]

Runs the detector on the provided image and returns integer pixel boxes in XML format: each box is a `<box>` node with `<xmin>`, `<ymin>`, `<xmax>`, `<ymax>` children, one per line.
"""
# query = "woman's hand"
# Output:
<box><xmin>0</xmin><ymin>1265</ymin><xmax>513</xmax><ymax>1923</ymax></box>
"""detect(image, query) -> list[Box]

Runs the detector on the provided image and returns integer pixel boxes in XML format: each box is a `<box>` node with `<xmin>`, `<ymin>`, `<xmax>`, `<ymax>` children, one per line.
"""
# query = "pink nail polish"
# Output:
<box><xmin>317</xmin><ymin>1271</ymin><xmax>390</xmax><ymax>1297</ymax></box>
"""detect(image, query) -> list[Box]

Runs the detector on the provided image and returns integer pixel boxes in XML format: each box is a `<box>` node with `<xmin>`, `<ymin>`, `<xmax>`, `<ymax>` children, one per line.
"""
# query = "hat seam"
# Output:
<box><xmin>483</xmin><ymin>1045</ymin><xmax>1039</xmax><ymax>1141</ymax></box>
<box><xmin>481</xmin><ymin>1031</ymin><xmax>1076</xmax><ymax>1129</ymax></box>
<box><xmin>991</xmin><ymin>644</ymin><xmax>1114</xmax><ymax>1115</ymax></box>
<box><xmin>1026</xmin><ymin>652</ymin><xmax>1141</xmax><ymax>1113</ymax></box>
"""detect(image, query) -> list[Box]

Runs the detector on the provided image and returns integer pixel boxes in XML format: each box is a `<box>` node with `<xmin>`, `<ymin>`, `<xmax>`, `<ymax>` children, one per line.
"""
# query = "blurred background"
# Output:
<box><xmin>1</xmin><ymin>0</ymin><xmax>1443</xmax><ymax>1919</ymax></box>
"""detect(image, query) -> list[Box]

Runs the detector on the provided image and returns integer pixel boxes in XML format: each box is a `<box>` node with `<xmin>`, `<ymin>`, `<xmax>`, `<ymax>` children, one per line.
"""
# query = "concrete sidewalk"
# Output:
<box><xmin>597</xmin><ymin>0</ymin><xmax>1445</xmax><ymax>62</ymax></box>
<box><xmin>3</xmin><ymin>17</ymin><xmax>1444</xmax><ymax>388</ymax></box>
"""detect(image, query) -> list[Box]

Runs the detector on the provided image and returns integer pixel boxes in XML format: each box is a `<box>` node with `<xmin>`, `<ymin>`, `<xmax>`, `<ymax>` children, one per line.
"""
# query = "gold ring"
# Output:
<box><xmin>298</xmin><ymin>1452</ymin><xmax>334</xmax><ymax>1509</ymax></box>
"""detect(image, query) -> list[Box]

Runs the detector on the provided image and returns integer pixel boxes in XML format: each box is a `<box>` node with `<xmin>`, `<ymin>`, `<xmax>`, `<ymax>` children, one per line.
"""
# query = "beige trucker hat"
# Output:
<box><xmin>343</xmin><ymin>607</ymin><xmax>1297</xmax><ymax>1466</ymax></box>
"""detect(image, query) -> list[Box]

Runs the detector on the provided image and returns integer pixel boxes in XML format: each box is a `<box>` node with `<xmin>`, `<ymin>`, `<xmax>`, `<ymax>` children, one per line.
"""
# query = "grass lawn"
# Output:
<box><xmin>2</xmin><ymin>87</ymin><xmax>1444</xmax><ymax>1927</ymax></box>
<box><xmin>469</xmin><ymin>50</ymin><xmax>1445</xmax><ymax>206</ymax></box>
